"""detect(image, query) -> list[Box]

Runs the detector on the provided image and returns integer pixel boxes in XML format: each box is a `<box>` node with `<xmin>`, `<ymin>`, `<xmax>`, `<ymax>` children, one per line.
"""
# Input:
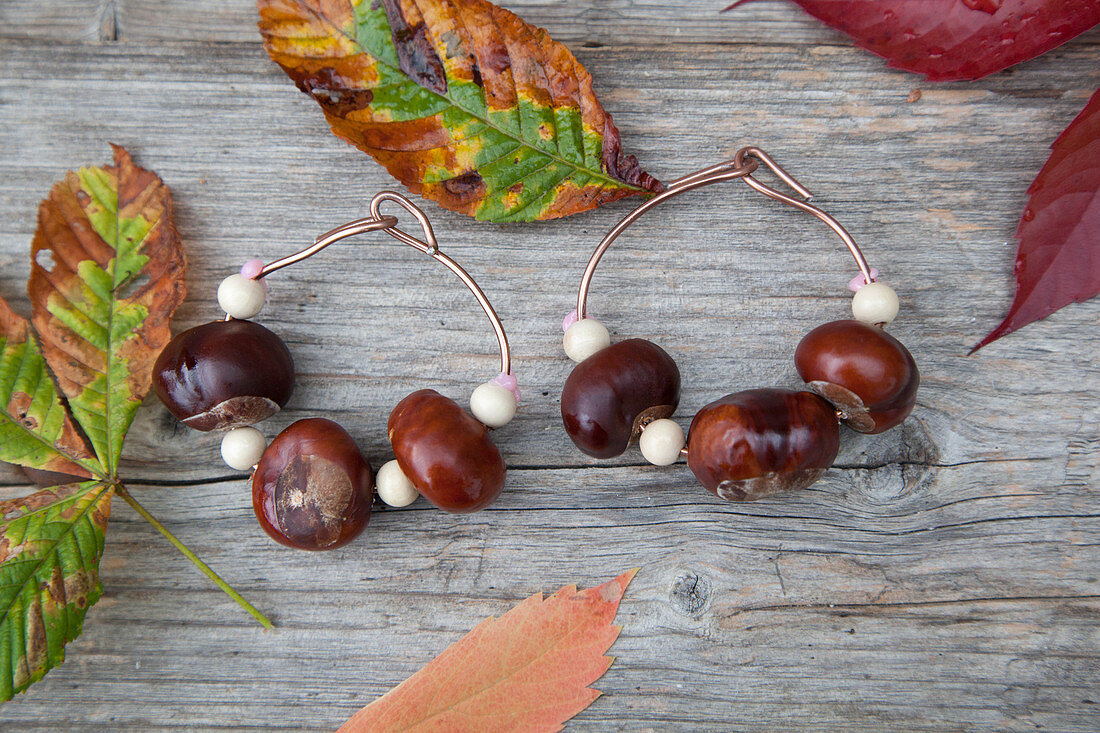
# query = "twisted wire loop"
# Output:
<box><xmin>253</xmin><ymin>190</ymin><xmax>511</xmax><ymax>376</ymax></box>
<box><xmin>576</xmin><ymin>146</ymin><xmax>875</xmax><ymax>320</ymax></box>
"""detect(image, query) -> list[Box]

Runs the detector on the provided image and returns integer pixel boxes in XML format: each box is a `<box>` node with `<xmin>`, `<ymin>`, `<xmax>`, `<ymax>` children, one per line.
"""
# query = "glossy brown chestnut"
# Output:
<box><xmin>687</xmin><ymin>388</ymin><xmax>840</xmax><ymax>502</ymax></box>
<box><xmin>388</xmin><ymin>389</ymin><xmax>505</xmax><ymax>513</ymax></box>
<box><xmin>794</xmin><ymin>319</ymin><xmax>919</xmax><ymax>434</ymax></box>
<box><xmin>561</xmin><ymin>338</ymin><xmax>681</xmax><ymax>459</ymax></box>
<box><xmin>252</xmin><ymin>418</ymin><xmax>373</xmax><ymax>550</ymax></box>
<box><xmin>153</xmin><ymin>319</ymin><xmax>295</xmax><ymax>431</ymax></box>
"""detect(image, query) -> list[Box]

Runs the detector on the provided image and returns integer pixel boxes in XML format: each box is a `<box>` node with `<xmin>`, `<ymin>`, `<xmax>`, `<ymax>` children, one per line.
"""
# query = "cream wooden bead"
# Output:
<box><xmin>218</xmin><ymin>274</ymin><xmax>266</xmax><ymax>319</ymax></box>
<box><xmin>563</xmin><ymin>318</ymin><xmax>611</xmax><ymax>363</ymax></box>
<box><xmin>220</xmin><ymin>427</ymin><xmax>266</xmax><ymax>471</ymax></box>
<box><xmin>470</xmin><ymin>382</ymin><xmax>517</xmax><ymax>428</ymax></box>
<box><xmin>377</xmin><ymin>459</ymin><xmax>419</xmax><ymax>507</ymax></box>
<box><xmin>852</xmin><ymin>282</ymin><xmax>899</xmax><ymax>325</ymax></box>
<box><xmin>639</xmin><ymin>418</ymin><xmax>685</xmax><ymax>466</ymax></box>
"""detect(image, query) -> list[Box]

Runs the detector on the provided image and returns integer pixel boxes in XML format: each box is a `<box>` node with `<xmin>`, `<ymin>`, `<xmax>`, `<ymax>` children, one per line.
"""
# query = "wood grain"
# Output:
<box><xmin>1</xmin><ymin>2</ymin><xmax>1099</xmax><ymax>730</ymax></box>
<box><xmin>1</xmin><ymin>0</ymin><xmax>837</xmax><ymax>45</ymax></box>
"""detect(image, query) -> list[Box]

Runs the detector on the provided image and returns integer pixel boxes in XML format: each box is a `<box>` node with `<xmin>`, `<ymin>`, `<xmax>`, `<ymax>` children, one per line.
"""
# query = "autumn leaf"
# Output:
<box><xmin>339</xmin><ymin>569</ymin><xmax>638</xmax><ymax>732</ymax></box>
<box><xmin>726</xmin><ymin>0</ymin><xmax>1100</xmax><ymax>81</ymax></box>
<box><xmin>0</xmin><ymin>298</ymin><xmax>99</xmax><ymax>480</ymax></box>
<box><xmin>257</xmin><ymin>0</ymin><xmax>662</xmax><ymax>222</ymax></box>
<box><xmin>28</xmin><ymin>144</ymin><xmax>186</xmax><ymax>475</ymax></box>
<box><xmin>1</xmin><ymin>147</ymin><xmax>269</xmax><ymax>704</ymax></box>
<box><xmin>0</xmin><ymin>481</ymin><xmax>113</xmax><ymax>701</ymax></box>
<box><xmin>972</xmin><ymin>89</ymin><xmax>1100</xmax><ymax>352</ymax></box>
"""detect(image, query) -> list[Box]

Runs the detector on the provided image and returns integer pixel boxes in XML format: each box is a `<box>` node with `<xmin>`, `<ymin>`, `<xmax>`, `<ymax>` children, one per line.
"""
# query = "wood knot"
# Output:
<box><xmin>846</xmin><ymin>417</ymin><xmax>941</xmax><ymax>506</ymax></box>
<box><xmin>669</xmin><ymin>570</ymin><xmax>711</xmax><ymax>619</ymax></box>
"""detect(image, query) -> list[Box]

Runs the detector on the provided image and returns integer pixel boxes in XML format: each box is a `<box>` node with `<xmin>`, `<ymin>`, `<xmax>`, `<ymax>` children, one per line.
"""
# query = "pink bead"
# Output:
<box><xmin>848</xmin><ymin>268</ymin><xmax>879</xmax><ymax>292</ymax></box>
<box><xmin>240</xmin><ymin>259</ymin><xmax>269</xmax><ymax>295</ymax></box>
<box><xmin>240</xmin><ymin>259</ymin><xmax>265</xmax><ymax>279</ymax></box>
<box><xmin>562</xmin><ymin>309</ymin><xmax>579</xmax><ymax>333</ymax></box>
<box><xmin>491</xmin><ymin>372</ymin><xmax>521</xmax><ymax>405</ymax></box>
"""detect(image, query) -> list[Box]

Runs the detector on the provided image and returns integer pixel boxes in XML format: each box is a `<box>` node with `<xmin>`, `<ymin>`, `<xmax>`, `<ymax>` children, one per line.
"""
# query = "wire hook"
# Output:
<box><xmin>576</xmin><ymin>146</ymin><xmax>875</xmax><ymax>320</ymax></box>
<box><xmin>248</xmin><ymin>191</ymin><xmax>511</xmax><ymax>376</ymax></box>
<box><xmin>734</xmin><ymin>147</ymin><xmax>873</xmax><ymax>286</ymax></box>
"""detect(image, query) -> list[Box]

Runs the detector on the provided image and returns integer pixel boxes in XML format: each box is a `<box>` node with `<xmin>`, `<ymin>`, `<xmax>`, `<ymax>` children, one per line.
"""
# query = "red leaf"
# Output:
<box><xmin>972</xmin><ymin>88</ymin><xmax>1100</xmax><ymax>353</ymax></box>
<box><xmin>338</xmin><ymin>570</ymin><xmax>638</xmax><ymax>733</ymax></box>
<box><xmin>727</xmin><ymin>0</ymin><xmax>1100</xmax><ymax>81</ymax></box>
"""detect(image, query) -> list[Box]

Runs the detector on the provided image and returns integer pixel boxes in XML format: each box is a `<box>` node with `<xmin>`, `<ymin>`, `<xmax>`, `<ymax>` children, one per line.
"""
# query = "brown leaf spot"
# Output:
<box><xmin>44</xmin><ymin>565</ymin><xmax>66</xmax><ymax>607</ymax></box>
<box><xmin>0</xmin><ymin>486</ymin><xmax>65</xmax><ymax>519</ymax></box>
<box><xmin>16</xmin><ymin>595</ymin><xmax>47</xmax><ymax>687</ymax></box>
<box><xmin>380</xmin><ymin>0</ymin><xmax>447</xmax><ymax>95</ymax></box>
<box><xmin>291</xmin><ymin>67</ymin><xmax>375</xmax><ymax>118</ymax></box>
<box><xmin>441</xmin><ymin>171</ymin><xmax>486</xmax><ymax>204</ymax></box>
<box><xmin>7</xmin><ymin>387</ymin><xmax>38</xmax><ymax>429</ymax></box>
<box><xmin>508</xmin><ymin>182</ymin><xmax>524</xmax><ymax>195</ymax></box>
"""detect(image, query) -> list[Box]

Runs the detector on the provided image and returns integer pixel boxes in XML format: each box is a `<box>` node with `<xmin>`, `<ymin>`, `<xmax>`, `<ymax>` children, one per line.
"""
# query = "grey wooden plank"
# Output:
<box><xmin>0</xmin><ymin>23</ymin><xmax>1098</xmax><ymax>733</ymax></box>
<box><xmin>0</xmin><ymin>0</ymin><xmax>114</xmax><ymax>42</ymax></box>
<box><xmin>1</xmin><ymin>0</ymin><xmax>843</xmax><ymax>46</ymax></box>
<box><xmin>0</xmin><ymin>473</ymin><xmax>1097</xmax><ymax>730</ymax></box>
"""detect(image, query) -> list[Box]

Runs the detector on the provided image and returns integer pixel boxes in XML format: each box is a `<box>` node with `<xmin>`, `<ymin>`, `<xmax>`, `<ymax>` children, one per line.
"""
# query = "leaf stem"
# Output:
<box><xmin>114</xmin><ymin>484</ymin><xmax>273</xmax><ymax>629</ymax></box>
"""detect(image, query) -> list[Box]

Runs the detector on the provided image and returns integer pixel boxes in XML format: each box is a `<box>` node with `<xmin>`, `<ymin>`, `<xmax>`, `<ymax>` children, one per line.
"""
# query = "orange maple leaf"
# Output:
<box><xmin>338</xmin><ymin>569</ymin><xmax>638</xmax><ymax>732</ymax></box>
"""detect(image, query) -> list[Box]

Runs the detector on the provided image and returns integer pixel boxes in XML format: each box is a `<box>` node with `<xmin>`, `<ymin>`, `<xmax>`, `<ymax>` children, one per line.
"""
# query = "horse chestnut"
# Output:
<box><xmin>794</xmin><ymin>320</ymin><xmax>918</xmax><ymax>434</ymax></box>
<box><xmin>388</xmin><ymin>389</ymin><xmax>505</xmax><ymax>513</ymax></box>
<box><xmin>561</xmin><ymin>339</ymin><xmax>681</xmax><ymax>459</ymax></box>
<box><xmin>153</xmin><ymin>319</ymin><xmax>295</xmax><ymax>431</ymax></box>
<box><xmin>252</xmin><ymin>418</ymin><xmax>373</xmax><ymax>550</ymax></box>
<box><xmin>687</xmin><ymin>388</ymin><xmax>840</xmax><ymax>501</ymax></box>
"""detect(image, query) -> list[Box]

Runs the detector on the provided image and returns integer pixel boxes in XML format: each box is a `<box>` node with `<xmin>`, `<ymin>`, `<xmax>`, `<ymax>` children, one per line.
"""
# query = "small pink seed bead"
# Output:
<box><xmin>848</xmin><ymin>268</ymin><xmax>879</xmax><ymax>292</ymax></box>
<box><xmin>491</xmin><ymin>372</ymin><xmax>521</xmax><ymax>405</ymax></box>
<box><xmin>562</xmin><ymin>309</ymin><xmax>579</xmax><ymax>333</ymax></box>
<box><xmin>241</xmin><ymin>259</ymin><xmax>265</xmax><ymax>279</ymax></box>
<box><xmin>240</xmin><ymin>259</ymin><xmax>269</xmax><ymax>295</ymax></box>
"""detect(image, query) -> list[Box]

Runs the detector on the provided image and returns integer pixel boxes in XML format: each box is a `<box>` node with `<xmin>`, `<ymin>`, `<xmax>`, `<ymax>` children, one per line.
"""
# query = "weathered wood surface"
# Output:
<box><xmin>1</xmin><ymin>1</ymin><xmax>1099</xmax><ymax>730</ymax></box>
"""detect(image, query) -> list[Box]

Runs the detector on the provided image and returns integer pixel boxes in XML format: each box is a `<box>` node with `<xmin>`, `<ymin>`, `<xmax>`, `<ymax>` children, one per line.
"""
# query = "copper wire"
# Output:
<box><xmin>576</xmin><ymin>146</ymin><xmax>875</xmax><ymax>320</ymax></box>
<box><xmin>254</xmin><ymin>191</ymin><xmax>511</xmax><ymax>376</ymax></box>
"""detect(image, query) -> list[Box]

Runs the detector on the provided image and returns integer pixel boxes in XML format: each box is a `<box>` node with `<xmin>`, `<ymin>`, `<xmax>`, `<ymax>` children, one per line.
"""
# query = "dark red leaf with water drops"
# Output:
<box><xmin>726</xmin><ymin>0</ymin><xmax>1100</xmax><ymax>81</ymax></box>
<box><xmin>972</xmin><ymin>89</ymin><xmax>1100</xmax><ymax>352</ymax></box>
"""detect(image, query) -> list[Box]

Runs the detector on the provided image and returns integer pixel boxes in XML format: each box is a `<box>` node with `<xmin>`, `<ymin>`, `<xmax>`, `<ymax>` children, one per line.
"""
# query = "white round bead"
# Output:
<box><xmin>638</xmin><ymin>418</ymin><xmax>685</xmax><ymax>466</ymax></box>
<box><xmin>376</xmin><ymin>460</ymin><xmax>419</xmax><ymax>507</ymax></box>
<box><xmin>563</xmin><ymin>318</ymin><xmax>611</xmax><ymax>363</ymax></box>
<box><xmin>852</xmin><ymin>282</ymin><xmax>899</xmax><ymax>325</ymax></box>
<box><xmin>220</xmin><ymin>427</ymin><xmax>266</xmax><ymax>471</ymax></box>
<box><xmin>470</xmin><ymin>382</ymin><xmax>517</xmax><ymax>428</ymax></box>
<box><xmin>217</xmin><ymin>273</ymin><xmax>266</xmax><ymax>319</ymax></box>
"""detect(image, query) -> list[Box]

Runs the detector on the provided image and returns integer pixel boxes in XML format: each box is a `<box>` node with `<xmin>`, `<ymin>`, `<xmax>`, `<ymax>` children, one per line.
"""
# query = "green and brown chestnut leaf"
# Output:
<box><xmin>0</xmin><ymin>147</ymin><xmax>268</xmax><ymax>703</ymax></box>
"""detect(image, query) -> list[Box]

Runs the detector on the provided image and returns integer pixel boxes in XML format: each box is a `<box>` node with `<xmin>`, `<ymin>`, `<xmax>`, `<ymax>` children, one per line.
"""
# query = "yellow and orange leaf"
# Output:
<box><xmin>28</xmin><ymin>145</ymin><xmax>187</xmax><ymax>474</ymax></box>
<box><xmin>339</xmin><ymin>569</ymin><xmax>638</xmax><ymax>732</ymax></box>
<box><xmin>258</xmin><ymin>0</ymin><xmax>662</xmax><ymax>222</ymax></box>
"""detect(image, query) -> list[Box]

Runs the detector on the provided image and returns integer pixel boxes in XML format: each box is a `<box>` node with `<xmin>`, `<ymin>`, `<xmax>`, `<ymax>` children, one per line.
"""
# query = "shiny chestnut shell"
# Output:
<box><xmin>252</xmin><ymin>418</ymin><xmax>373</xmax><ymax>550</ymax></box>
<box><xmin>561</xmin><ymin>339</ymin><xmax>680</xmax><ymax>459</ymax></box>
<box><xmin>794</xmin><ymin>320</ymin><xmax>918</xmax><ymax>434</ymax></box>
<box><xmin>388</xmin><ymin>389</ymin><xmax>505</xmax><ymax>513</ymax></box>
<box><xmin>153</xmin><ymin>319</ymin><xmax>295</xmax><ymax>431</ymax></box>
<box><xmin>687</xmin><ymin>388</ymin><xmax>840</xmax><ymax>502</ymax></box>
